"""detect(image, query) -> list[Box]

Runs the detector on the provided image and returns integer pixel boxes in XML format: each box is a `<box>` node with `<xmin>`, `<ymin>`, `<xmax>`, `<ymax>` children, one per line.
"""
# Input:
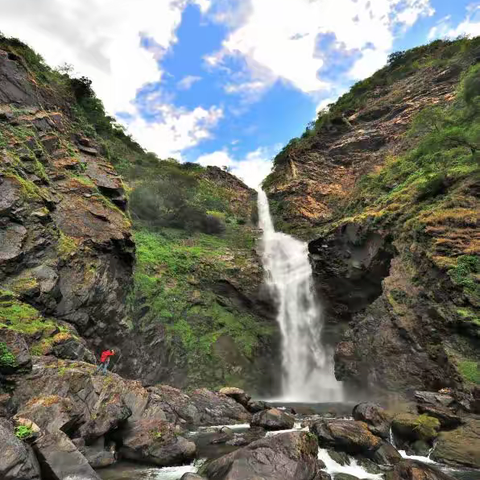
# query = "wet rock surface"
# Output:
<box><xmin>119</xmin><ymin>419</ymin><xmax>196</xmax><ymax>467</ymax></box>
<box><xmin>251</xmin><ymin>407</ymin><xmax>295</xmax><ymax>431</ymax></box>
<box><xmin>385</xmin><ymin>460</ymin><xmax>456</xmax><ymax>480</ymax></box>
<box><xmin>352</xmin><ymin>402</ymin><xmax>391</xmax><ymax>439</ymax></box>
<box><xmin>201</xmin><ymin>431</ymin><xmax>322</xmax><ymax>480</ymax></box>
<box><xmin>311</xmin><ymin>419</ymin><xmax>382</xmax><ymax>455</ymax></box>
<box><xmin>431</xmin><ymin>418</ymin><xmax>480</xmax><ymax>469</ymax></box>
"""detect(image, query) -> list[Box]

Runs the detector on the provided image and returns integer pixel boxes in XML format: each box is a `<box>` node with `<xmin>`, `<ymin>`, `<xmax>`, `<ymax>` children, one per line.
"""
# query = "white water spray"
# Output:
<box><xmin>257</xmin><ymin>190</ymin><xmax>343</xmax><ymax>402</ymax></box>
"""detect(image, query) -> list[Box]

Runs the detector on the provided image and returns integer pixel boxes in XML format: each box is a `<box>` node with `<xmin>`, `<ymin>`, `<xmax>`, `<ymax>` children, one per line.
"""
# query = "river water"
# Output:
<box><xmin>257</xmin><ymin>189</ymin><xmax>343</xmax><ymax>402</ymax></box>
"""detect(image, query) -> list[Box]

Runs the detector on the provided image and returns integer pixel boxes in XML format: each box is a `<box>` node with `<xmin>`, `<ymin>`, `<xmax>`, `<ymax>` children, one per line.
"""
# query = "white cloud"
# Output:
<box><xmin>430</xmin><ymin>6</ymin><xmax>480</xmax><ymax>41</ymax></box>
<box><xmin>0</xmin><ymin>0</ymin><xmax>194</xmax><ymax>113</ymax></box>
<box><xmin>177</xmin><ymin>75</ymin><xmax>202</xmax><ymax>90</ymax></box>
<box><xmin>208</xmin><ymin>0</ymin><xmax>434</xmax><ymax>94</ymax></box>
<box><xmin>127</xmin><ymin>104</ymin><xmax>223</xmax><ymax>159</ymax></box>
<box><xmin>196</xmin><ymin>146</ymin><xmax>275</xmax><ymax>188</ymax></box>
<box><xmin>0</xmin><ymin>0</ymin><xmax>223</xmax><ymax>159</ymax></box>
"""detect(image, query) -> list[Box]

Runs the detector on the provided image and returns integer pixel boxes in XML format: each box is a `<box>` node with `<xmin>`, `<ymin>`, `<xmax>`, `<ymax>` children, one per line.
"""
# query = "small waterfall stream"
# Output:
<box><xmin>257</xmin><ymin>190</ymin><xmax>343</xmax><ymax>402</ymax></box>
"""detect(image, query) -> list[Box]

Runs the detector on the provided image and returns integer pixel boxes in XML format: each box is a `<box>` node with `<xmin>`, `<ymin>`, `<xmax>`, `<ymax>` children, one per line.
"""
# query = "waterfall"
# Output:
<box><xmin>257</xmin><ymin>189</ymin><xmax>343</xmax><ymax>402</ymax></box>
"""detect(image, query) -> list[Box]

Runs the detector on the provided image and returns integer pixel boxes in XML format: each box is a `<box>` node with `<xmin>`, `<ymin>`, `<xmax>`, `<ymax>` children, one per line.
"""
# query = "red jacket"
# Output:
<box><xmin>100</xmin><ymin>350</ymin><xmax>114</xmax><ymax>363</ymax></box>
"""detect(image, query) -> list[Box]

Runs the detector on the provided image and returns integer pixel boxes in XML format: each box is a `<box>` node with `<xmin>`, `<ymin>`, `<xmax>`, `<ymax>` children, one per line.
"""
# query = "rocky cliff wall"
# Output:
<box><xmin>264</xmin><ymin>38</ymin><xmax>480</xmax><ymax>397</ymax></box>
<box><xmin>0</xmin><ymin>41</ymin><xmax>135</xmax><ymax>365</ymax></box>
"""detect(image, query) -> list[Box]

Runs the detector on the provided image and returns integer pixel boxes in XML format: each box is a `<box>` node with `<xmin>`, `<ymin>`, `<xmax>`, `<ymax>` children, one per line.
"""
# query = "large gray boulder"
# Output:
<box><xmin>311</xmin><ymin>419</ymin><xmax>382</xmax><ymax>455</ymax></box>
<box><xmin>251</xmin><ymin>407</ymin><xmax>295</xmax><ymax>431</ymax></box>
<box><xmin>352</xmin><ymin>402</ymin><xmax>391</xmax><ymax>438</ymax></box>
<box><xmin>201</xmin><ymin>431</ymin><xmax>322</xmax><ymax>480</ymax></box>
<box><xmin>33</xmin><ymin>429</ymin><xmax>101</xmax><ymax>480</ymax></box>
<box><xmin>0</xmin><ymin>419</ymin><xmax>41</xmax><ymax>480</ymax></box>
<box><xmin>218</xmin><ymin>387</ymin><xmax>251</xmax><ymax>408</ymax></box>
<box><xmin>119</xmin><ymin>419</ymin><xmax>196</xmax><ymax>467</ymax></box>
<box><xmin>190</xmin><ymin>388</ymin><xmax>252</xmax><ymax>426</ymax></box>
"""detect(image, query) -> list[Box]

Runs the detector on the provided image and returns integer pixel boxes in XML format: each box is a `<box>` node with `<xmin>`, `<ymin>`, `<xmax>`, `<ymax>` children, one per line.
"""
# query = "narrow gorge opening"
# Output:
<box><xmin>257</xmin><ymin>190</ymin><xmax>344</xmax><ymax>402</ymax></box>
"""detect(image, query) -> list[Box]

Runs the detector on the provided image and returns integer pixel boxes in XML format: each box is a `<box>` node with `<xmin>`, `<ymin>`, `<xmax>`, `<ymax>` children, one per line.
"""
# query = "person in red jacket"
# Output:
<box><xmin>94</xmin><ymin>349</ymin><xmax>115</xmax><ymax>375</ymax></box>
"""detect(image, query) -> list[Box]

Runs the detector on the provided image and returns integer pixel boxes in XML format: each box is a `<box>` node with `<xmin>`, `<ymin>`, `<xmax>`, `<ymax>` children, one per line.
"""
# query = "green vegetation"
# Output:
<box><xmin>0</xmin><ymin>292</ymin><xmax>74</xmax><ymax>356</ymax></box>
<box><xmin>0</xmin><ymin>342</ymin><xmax>17</xmax><ymax>368</ymax></box>
<box><xmin>14</xmin><ymin>425</ymin><xmax>34</xmax><ymax>440</ymax></box>
<box><xmin>458</xmin><ymin>360</ymin><xmax>480</xmax><ymax>384</ymax></box>
<box><xmin>414</xmin><ymin>414</ymin><xmax>441</xmax><ymax>440</ymax></box>
<box><xmin>132</xmin><ymin>226</ymin><xmax>273</xmax><ymax>388</ymax></box>
<box><xmin>57</xmin><ymin>231</ymin><xmax>79</xmax><ymax>259</ymax></box>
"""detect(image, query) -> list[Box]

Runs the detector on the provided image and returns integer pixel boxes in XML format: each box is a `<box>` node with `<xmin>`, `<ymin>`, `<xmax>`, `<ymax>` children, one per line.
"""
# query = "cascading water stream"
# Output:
<box><xmin>257</xmin><ymin>189</ymin><xmax>343</xmax><ymax>402</ymax></box>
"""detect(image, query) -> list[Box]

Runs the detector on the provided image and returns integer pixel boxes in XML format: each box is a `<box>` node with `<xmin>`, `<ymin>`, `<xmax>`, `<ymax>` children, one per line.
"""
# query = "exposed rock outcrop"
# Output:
<box><xmin>0</xmin><ymin>418</ymin><xmax>41</xmax><ymax>480</ymax></box>
<box><xmin>200</xmin><ymin>431</ymin><xmax>322</xmax><ymax>480</ymax></box>
<box><xmin>251</xmin><ymin>408</ymin><xmax>295</xmax><ymax>431</ymax></box>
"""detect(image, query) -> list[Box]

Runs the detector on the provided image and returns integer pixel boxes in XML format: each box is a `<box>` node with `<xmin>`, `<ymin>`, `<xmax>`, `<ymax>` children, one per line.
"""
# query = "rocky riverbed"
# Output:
<box><xmin>1</xmin><ymin>353</ymin><xmax>479</xmax><ymax>480</ymax></box>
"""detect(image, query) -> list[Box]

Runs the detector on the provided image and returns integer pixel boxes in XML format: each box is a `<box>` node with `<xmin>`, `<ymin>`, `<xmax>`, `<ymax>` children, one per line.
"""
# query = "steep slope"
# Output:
<box><xmin>0</xmin><ymin>35</ymin><xmax>279</xmax><ymax>394</ymax></box>
<box><xmin>0</xmin><ymin>37</ymin><xmax>135</xmax><ymax>363</ymax></box>
<box><xmin>264</xmin><ymin>38</ymin><xmax>480</xmax><ymax>396</ymax></box>
<box><xmin>125</xmin><ymin>164</ymin><xmax>279</xmax><ymax>392</ymax></box>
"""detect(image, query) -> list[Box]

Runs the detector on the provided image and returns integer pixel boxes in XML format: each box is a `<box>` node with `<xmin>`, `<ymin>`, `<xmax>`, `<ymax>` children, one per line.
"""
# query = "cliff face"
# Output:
<box><xmin>0</xmin><ymin>37</ymin><xmax>279</xmax><ymax>395</ymax></box>
<box><xmin>0</xmin><ymin>41</ymin><xmax>135</xmax><ymax>363</ymax></box>
<box><xmin>264</xmin><ymin>38</ymin><xmax>480</xmax><ymax>396</ymax></box>
<box><xmin>125</xmin><ymin>165</ymin><xmax>279</xmax><ymax>394</ymax></box>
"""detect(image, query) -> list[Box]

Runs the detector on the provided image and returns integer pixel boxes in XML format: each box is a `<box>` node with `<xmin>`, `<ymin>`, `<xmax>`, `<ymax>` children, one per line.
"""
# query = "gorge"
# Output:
<box><xmin>0</xmin><ymin>32</ymin><xmax>479</xmax><ymax>480</ymax></box>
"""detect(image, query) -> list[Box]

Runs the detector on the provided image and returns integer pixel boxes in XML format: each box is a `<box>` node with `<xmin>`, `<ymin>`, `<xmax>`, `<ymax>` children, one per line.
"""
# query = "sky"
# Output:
<box><xmin>0</xmin><ymin>0</ymin><xmax>479</xmax><ymax>187</ymax></box>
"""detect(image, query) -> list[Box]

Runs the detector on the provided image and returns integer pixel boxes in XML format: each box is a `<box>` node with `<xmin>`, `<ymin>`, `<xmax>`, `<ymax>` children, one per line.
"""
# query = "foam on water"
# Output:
<box><xmin>317</xmin><ymin>448</ymin><xmax>383</xmax><ymax>480</ymax></box>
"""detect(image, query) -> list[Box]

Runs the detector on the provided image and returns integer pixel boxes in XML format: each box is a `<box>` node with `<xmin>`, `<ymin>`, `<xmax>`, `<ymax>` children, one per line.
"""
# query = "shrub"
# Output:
<box><xmin>0</xmin><ymin>342</ymin><xmax>16</xmax><ymax>368</ymax></box>
<box><xmin>14</xmin><ymin>425</ymin><xmax>33</xmax><ymax>440</ymax></box>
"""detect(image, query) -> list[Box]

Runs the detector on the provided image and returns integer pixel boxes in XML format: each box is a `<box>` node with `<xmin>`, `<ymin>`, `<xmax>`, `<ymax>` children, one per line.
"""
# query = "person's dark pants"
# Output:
<box><xmin>94</xmin><ymin>358</ymin><xmax>110</xmax><ymax>375</ymax></box>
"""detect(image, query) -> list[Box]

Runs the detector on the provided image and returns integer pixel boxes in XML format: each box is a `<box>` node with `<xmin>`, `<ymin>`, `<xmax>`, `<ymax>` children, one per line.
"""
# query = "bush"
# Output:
<box><xmin>15</xmin><ymin>425</ymin><xmax>33</xmax><ymax>440</ymax></box>
<box><xmin>0</xmin><ymin>342</ymin><xmax>16</xmax><ymax>368</ymax></box>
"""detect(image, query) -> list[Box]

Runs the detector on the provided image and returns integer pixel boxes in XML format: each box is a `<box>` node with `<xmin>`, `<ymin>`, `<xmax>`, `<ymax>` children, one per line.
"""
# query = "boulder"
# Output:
<box><xmin>371</xmin><ymin>442</ymin><xmax>402</xmax><ymax>465</ymax></box>
<box><xmin>385</xmin><ymin>460</ymin><xmax>456</xmax><ymax>480</ymax></box>
<box><xmin>0</xmin><ymin>418</ymin><xmax>41</xmax><ymax>480</ymax></box>
<box><xmin>190</xmin><ymin>388</ymin><xmax>251</xmax><ymax>426</ymax></box>
<box><xmin>392</xmin><ymin>414</ymin><xmax>440</xmax><ymax>443</ymax></box>
<box><xmin>416</xmin><ymin>404</ymin><xmax>462</xmax><ymax>430</ymax></box>
<box><xmin>334</xmin><ymin>475</ymin><xmax>359</xmax><ymax>480</ymax></box>
<box><xmin>77</xmin><ymin>437</ymin><xmax>116</xmax><ymax>469</ymax></box>
<box><xmin>311</xmin><ymin>419</ymin><xmax>381</xmax><ymax>455</ymax></box>
<box><xmin>181</xmin><ymin>474</ymin><xmax>206</xmax><ymax>480</ymax></box>
<box><xmin>14</xmin><ymin>395</ymin><xmax>83</xmax><ymax>435</ymax></box>
<box><xmin>209</xmin><ymin>426</ymin><xmax>234</xmax><ymax>445</ymax></box>
<box><xmin>201</xmin><ymin>431</ymin><xmax>322</xmax><ymax>480</ymax></box>
<box><xmin>119</xmin><ymin>419</ymin><xmax>196</xmax><ymax>467</ymax></box>
<box><xmin>431</xmin><ymin>419</ymin><xmax>480</xmax><ymax>468</ymax></box>
<box><xmin>33</xmin><ymin>429</ymin><xmax>101</xmax><ymax>480</ymax></box>
<box><xmin>147</xmin><ymin>385</ymin><xmax>200</xmax><ymax>424</ymax></box>
<box><xmin>251</xmin><ymin>408</ymin><xmax>295</xmax><ymax>431</ymax></box>
<box><xmin>352</xmin><ymin>402</ymin><xmax>391</xmax><ymax>438</ymax></box>
<box><xmin>227</xmin><ymin>427</ymin><xmax>266</xmax><ymax>447</ymax></box>
<box><xmin>77</xmin><ymin>397</ymin><xmax>131</xmax><ymax>443</ymax></box>
<box><xmin>218</xmin><ymin>387</ymin><xmax>251</xmax><ymax>408</ymax></box>
<box><xmin>414</xmin><ymin>391</ymin><xmax>454</xmax><ymax>408</ymax></box>
<box><xmin>246</xmin><ymin>399</ymin><xmax>268</xmax><ymax>413</ymax></box>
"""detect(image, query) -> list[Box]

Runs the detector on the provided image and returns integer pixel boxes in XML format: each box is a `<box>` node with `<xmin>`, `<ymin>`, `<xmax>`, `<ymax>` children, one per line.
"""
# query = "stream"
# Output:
<box><xmin>98</xmin><ymin>404</ymin><xmax>480</xmax><ymax>480</ymax></box>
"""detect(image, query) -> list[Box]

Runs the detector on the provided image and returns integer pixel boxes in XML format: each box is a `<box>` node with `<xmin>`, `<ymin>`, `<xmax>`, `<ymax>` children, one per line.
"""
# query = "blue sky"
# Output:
<box><xmin>1</xmin><ymin>0</ymin><xmax>479</xmax><ymax>186</ymax></box>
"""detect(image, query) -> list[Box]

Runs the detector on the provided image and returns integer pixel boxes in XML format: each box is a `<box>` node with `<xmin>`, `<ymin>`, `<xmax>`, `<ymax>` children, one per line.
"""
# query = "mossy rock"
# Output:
<box><xmin>392</xmin><ymin>413</ymin><xmax>440</xmax><ymax>442</ymax></box>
